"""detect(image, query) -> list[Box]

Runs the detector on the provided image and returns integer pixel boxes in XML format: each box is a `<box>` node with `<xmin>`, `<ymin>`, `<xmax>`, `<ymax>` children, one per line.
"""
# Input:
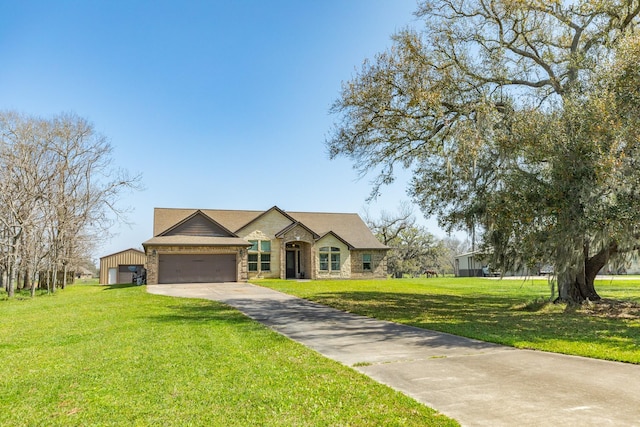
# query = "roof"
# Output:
<box><xmin>153</xmin><ymin>208</ymin><xmax>262</xmax><ymax>236</ymax></box>
<box><xmin>455</xmin><ymin>250</ymin><xmax>488</xmax><ymax>260</ymax></box>
<box><xmin>100</xmin><ymin>248</ymin><xmax>145</xmax><ymax>260</ymax></box>
<box><xmin>150</xmin><ymin>207</ymin><xmax>388</xmax><ymax>250</ymax></box>
<box><xmin>142</xmin><ymin>236</ymin><xmax>252</xmax><ymax>247</ymax></box>
<box><xmin>287</xmin><ymin>211</ymin><xmax>386</xmax><ymax>249</ymax></box>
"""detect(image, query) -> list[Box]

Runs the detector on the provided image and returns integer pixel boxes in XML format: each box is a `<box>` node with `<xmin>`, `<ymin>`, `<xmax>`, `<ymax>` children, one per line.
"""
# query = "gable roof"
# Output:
<box><xmin>235</xmin><ymin>205</ymin><xmax>298</xmax><ymax>234</ymax></box>
<box><xmin>274</xmin><ymin>221</ymin><xmax>320</xmax><ymax>240</ymax></box>
<box><xmin>100</xmin><ymin>248</ymin><xmax>145</xmax><ymax>260</ymax></box>
<box><xmin>150</xmin><ymin>207</ymin><xmax>388</xmax><ymax>250</ymax></box>
<box><xmin>160</xmin><ymin>210</ymin><xmax>237</xmax><ymax>237</ymax></box>
<box><xmin>316</xmin><ymin>230</ymin><xmax>354</xmax><ymax>250</ymax></box>
<box><xmin>287</xmin><ymin>211</ymin><xmax>387</xmax><ymax>249</ymax></box>
<box><xmin>153</xmin><ymin>208</ymin><xmax>262</xmax><ymax>236</ymax></box>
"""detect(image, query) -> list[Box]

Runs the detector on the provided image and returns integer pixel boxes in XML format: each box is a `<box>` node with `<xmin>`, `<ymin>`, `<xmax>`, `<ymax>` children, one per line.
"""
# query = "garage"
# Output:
<box><xmin>158</xmin><ymin>254</ymin><xmax>236</xmax><ymax>284</ymax></box>
<box><xmin>99</xmin><ymin>248</ymin><xmax>147</xmax><ymax>285</ymax></box>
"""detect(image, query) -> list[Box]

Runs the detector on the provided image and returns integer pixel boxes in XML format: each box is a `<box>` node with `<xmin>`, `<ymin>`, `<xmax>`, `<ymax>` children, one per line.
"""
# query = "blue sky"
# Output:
<box><xmin>0</xmin><ymin>0</ymin><xmax>455</xmax><ymax>260</ymax></box>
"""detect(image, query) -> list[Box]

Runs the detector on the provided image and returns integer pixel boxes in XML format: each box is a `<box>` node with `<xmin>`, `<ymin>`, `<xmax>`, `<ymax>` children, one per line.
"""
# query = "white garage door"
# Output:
<box><xmin>158</xmin><ymin>254</ymin><xmax>236</xmax><ymax>284</ymax></box>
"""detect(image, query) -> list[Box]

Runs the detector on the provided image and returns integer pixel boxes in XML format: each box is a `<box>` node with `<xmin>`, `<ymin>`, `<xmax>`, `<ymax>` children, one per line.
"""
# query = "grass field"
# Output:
<box><xmin>3</xmin><ymin>276</ymin><xmax>639</xmax><ymax>425</ymax></box>
<box><xmin>256</xmin><ymin>276</ymin><xmax>640</xmax><ymax>364</ymax></box>
<box><xmin>0</xmin><ymin>283</ymin><xmax>456</xmax><ymax>427</ymax></box>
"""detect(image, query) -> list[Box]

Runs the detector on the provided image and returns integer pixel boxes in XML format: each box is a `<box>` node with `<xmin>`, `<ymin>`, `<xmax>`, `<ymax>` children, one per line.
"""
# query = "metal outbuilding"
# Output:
<box><xmin>99</xmin><ymin>248</ymin><xmax>146</xmax><ymax>285</ymax></box>
<box><xmin>455</xmin><ymin>251</ymin><xmax>485</xmax><ymax>277</ymax></box>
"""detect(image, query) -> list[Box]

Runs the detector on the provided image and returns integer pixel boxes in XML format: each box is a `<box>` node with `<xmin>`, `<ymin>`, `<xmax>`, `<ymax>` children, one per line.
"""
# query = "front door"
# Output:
<box><xmin>286</xmin><ymin>251</ymin><xmax>296</xmax><ymax>278</ymax></box>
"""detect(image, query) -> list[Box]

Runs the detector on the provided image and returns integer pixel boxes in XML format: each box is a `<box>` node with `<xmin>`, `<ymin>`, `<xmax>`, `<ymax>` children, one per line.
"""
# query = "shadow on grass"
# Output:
<box><xmin>147</xmin><ymin>300</ymin><xmax>254</xmax><ymax>326</ymax></box>
<box><xmin>101</xmin><ymin>283</ymin><xmax>142</xmax><ymax>290</ymax></box>
<box><xmin>0</xmin><ymin>287</ymin><xmax>51</xmax><ymax>300</ymax></box>
<box><xmin>307</xmin><ymin>291</ymin><xmax>640</xmax><ymax>353</ymax></box>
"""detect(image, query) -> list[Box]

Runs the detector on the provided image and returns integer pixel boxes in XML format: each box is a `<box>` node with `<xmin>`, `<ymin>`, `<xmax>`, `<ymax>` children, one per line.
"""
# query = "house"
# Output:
<box><xmin>142</xmin><ymin>206</ymin><xmax>389</xmax><ymax>284</ymax></box>
<box><xmin>74</xmin><ymin>266</ymin><xmax>94</xmax><ymax>279</ymax></box>
<box><xmin>99</xmin><ymin>248</ymin><xmax>146</xmax><ymax>284</ymax></box>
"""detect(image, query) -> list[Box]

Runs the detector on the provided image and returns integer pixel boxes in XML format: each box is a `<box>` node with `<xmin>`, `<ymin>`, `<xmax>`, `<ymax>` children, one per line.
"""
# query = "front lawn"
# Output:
<box><xmin>256</xmin><ymin>277</ymin><xmax>640</xmax><ymax>364</ymax></box>
<box><xmin>0</xmin><ymin>284</ymin><xmax>456</xmax><ymax>426</ymax></box>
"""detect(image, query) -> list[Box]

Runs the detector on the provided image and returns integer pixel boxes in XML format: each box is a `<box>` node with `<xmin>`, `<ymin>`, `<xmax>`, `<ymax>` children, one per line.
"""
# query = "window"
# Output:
<box><xmin>319</xmin><ymin>253</ymin><xmax>329</xmax><ymax>271</ymax></box>
<box><xmin>248</xmin><ymin>254</ymin><xmax>258</xmax><ymax>271</ymax></box>
<box><xmin>319</xmin><ymin>246</ymin><xmax>340</xmax><ymax>272</ymax></box>
<box><xmin>331</xmin><ymin>253</ymin><xmax>340</xmax><ymax>270</ymax></box>
<box><xmin>248</xmin><ymin>239</ymin><xmax>270</xmax><ymax>273</ymax></box>
<box><xmin>362</xmin><ymin>254</ymin><xmax>372</xmax><ymax>271</ymax></box>
<box><xmin>261</xmin><ymin>253</ymin><xmax>271</xmax><ymax>271</ymax></box>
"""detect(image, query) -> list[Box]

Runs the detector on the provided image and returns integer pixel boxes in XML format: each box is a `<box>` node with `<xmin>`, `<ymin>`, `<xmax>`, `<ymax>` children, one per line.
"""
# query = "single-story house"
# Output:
<box><xmin>99</xmin><ymin>248</ymin><xmax>146</xmax><ymax>284</ymax></box>
<box><xmin>74</xmin><ymin>266</ymin><xmax>94</xmax><ymax>279</ymax></box>
<box><xmin>142</xmin><ymin>206</ymin><xmax>389</xmax><ymax>284</ymax></box>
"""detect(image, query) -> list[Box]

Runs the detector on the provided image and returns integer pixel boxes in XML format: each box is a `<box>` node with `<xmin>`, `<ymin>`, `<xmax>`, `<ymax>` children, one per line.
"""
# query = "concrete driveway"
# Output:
<box><xmin>148</xmin><ymin>282</ymin><xmax>640</xmax><ymax>427</ymax></box>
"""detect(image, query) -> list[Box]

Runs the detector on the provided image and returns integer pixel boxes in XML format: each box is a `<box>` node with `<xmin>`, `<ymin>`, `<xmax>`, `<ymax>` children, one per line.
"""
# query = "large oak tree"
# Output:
<box><xmin>328</xmin><ymin>0</ymin><xmax>640</xmax><ymax>302</ymax></box>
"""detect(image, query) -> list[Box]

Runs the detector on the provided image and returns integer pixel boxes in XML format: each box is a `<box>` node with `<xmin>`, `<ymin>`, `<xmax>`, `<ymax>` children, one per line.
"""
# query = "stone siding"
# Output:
<box><xmin>314</xmin><ymin>235</ymin><xmax>351</xmax><ymax>279</ymax></box>
<box><xmin>279</xmin><ymin>224</ymin><xmax>315</xmax><ymax>279</ymax></box>
<box><xmin>349</xmin><ymin>249</ymin><xmax>388</xmax><ymax>279</ymax></box>
<box><xmin>237</xmin><ymin>209</ymin><xmax>292</xmax><ymax>279</ymax></box>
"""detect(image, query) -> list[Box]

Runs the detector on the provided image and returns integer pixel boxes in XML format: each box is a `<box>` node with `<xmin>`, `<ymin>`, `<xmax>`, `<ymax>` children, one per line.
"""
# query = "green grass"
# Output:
<box><xmin>0</xmin><ymin>284</ymin><xmax>456</xmax><ymax>427</ymax></box>
<box><xmin>255</xmin><ymin>277</ymin><xmax>640</xmax><ymax>364</ymax></box>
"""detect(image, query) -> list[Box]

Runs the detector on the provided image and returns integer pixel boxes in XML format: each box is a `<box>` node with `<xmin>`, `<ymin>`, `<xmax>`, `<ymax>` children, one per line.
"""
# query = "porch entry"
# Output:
<box><xmin>285</xmin><ymin>242</ymin><xmax>305</xmax><ymax>279</ymax></box>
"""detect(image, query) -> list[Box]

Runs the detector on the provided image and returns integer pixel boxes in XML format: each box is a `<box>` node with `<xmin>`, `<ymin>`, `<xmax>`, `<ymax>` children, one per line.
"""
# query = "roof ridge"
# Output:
<box><xmin>288</xmin><ymin>211</ymin><xmax>359</xmax><ymax>215</ymax></box>
<box><xmin>155</xmin><ymin>207</ymin><xmax>360</xmax><ymax>216</ymax></box>
<box><xmin>156</xmin><ymin>207</ymin><xmax>265</xmax><ymax>213</ymax></box>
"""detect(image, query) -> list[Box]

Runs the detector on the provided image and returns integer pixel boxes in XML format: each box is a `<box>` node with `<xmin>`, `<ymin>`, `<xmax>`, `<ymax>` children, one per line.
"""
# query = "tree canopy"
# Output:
<box><xmin>328</xmin><ymin>0</ymin><xmax>640</xmax><ymax>302</ymax></box>
<box><xmin>364</xmin><ymin>203</ymin><xmax>449</xmax><ymax>277</ymax></box>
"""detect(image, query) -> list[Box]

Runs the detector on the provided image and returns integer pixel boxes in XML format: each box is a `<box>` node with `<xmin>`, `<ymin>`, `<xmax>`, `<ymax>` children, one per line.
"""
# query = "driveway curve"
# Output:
<box><xmin>148</xmin><ymin>282</ymin><xmax>640</xmax><ymax>427</ymax></box>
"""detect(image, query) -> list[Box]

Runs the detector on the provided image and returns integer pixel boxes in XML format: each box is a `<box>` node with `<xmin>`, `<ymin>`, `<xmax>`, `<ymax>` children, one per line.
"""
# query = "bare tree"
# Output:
<box><xmin>0</xmin><ymin>113</ymin><xmax>52</xmax><ymax>297</ymax></box>
<box><xmin>365</xmin><ymin>202</ymin><xmax>444</xmax><ymax>276</ymax></box>
<box><xmin>439</xmin><ymin>236</ymin><xmax>470</xmax><ymax>275</ymax></box>
<box><xmin>364</xmin><ymin>202</ymin><xmax>416</xmax><ymax>246</ymax></box>
<box><xmin>0</xmin><ymin>111</ymin><xmax>141</xmax><ymax>297</ymax></box>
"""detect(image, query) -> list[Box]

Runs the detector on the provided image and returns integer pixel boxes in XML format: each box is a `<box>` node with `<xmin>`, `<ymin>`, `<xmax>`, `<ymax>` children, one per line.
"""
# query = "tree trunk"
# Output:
<box><xmin>62</xmin><ymin>264</ymin><xmax>67</xmax><ymax>290</ymax></box>
<box><xmin>558</xmin><ymin>243</ymin><xmax>617</xmax><ymax>303</ymax></box>
<box><xmin>51</xmin><ymin>267</ymin><xmax>57</xmax><ymax>294</ymax></box>
<box><xmin>7</xmin><ymin>264</ymin><xmax>14</xmax><ymax>298</ymax></box>
<box><xmin>30</xmin><ymin>270</ymin><xmax>37</xmax><ymax>298</ymax></box>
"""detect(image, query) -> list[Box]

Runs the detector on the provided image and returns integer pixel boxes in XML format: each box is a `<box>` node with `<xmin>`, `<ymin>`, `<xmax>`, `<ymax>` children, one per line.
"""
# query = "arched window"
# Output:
<box><xmin>319</xmin><ymin>246</ymin><xmax>340</xmax><ymax>271</ymax></box>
